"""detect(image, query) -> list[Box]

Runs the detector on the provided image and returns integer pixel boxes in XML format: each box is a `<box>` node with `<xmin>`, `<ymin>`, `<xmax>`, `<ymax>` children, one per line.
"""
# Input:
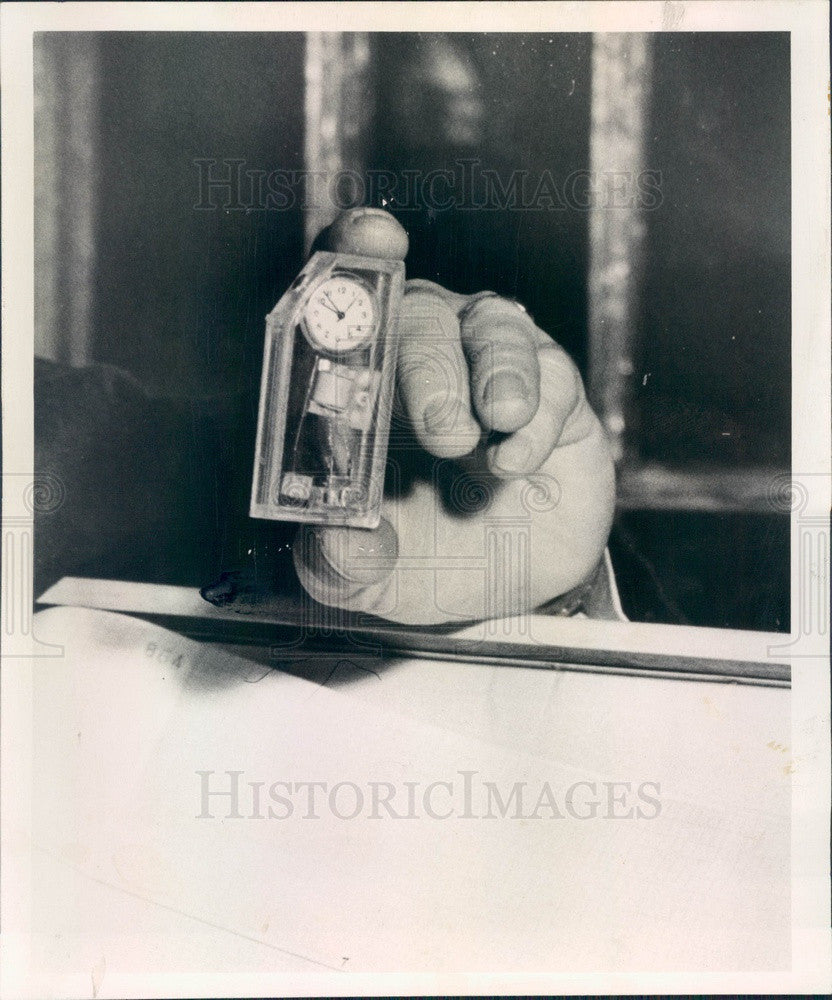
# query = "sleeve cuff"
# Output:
<box><xmin>535</xmin><ymin>549</ymin><xmax>627</xmax><ymax>622</ymax></box>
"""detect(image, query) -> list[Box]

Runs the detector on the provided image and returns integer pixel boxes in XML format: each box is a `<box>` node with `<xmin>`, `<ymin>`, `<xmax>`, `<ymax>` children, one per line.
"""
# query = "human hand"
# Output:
<box><xmin>293</xmin><ymin>208</ymin><xmax>616</xmax><ymax>625</ymax></box>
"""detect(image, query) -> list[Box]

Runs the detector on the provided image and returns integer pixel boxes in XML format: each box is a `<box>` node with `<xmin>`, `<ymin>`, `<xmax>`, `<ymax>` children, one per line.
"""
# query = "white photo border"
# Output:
<box><xmin>2</xmin><ymin>2</ymin><xmax>829</xmax><ymax>996</ymax></box>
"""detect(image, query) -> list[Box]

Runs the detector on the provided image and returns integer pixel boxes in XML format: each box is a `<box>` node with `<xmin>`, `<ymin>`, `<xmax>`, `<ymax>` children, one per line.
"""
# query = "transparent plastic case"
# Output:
<box><xmin>250</xmin><ymin>251</ymin><xmax>404</xmax><ymax>528</ymax></box>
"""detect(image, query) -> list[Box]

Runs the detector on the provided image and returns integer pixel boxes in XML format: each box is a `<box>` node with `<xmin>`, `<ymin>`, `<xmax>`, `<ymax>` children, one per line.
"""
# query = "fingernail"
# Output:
<box><xmin>327</xmin><ymin>210</ymin><xmax>409</xmax><ymax>260</ymax></box>
<box><xmin>315</xmin><ymin>522</ymin><xmax>398</xmax><ymax>585</ymax></box>
<box><xmin>423</xmin><ymin>400</ymin><xmax>456</xmax><ymax>435</ymax></box>
<box><xmin>483</xmin><ymin>371</ymin><xmax>525</xmax><ymax>406</ymax></box>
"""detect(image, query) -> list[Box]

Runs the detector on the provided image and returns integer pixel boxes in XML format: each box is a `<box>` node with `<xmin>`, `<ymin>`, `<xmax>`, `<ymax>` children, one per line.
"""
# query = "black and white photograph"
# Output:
<box><xmin>1</xmin><ymin>1</ymin><xmax>830</xmax><ymax>996</ymax></box>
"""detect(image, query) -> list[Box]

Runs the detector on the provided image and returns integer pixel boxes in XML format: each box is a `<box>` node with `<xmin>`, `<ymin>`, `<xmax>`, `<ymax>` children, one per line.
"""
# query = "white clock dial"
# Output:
<box><xmin>301</xmin><ymin>273</ymin><xmax>377</xmax><ymax>354</ymax></box>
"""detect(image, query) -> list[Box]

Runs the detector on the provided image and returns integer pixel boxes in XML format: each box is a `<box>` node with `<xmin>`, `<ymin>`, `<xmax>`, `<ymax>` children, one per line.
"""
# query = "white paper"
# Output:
<box><xmin>27</xmin><ymin>606</ymin><xmax>789</xmax><ymax>981</ymax></box>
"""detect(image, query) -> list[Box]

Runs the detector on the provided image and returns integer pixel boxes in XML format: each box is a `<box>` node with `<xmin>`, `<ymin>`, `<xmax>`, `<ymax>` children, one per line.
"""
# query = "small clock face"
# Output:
<box><xmin>301</xmin><ymin>273</ymin><xmax>377</xmax><ymax>354</ymax></box>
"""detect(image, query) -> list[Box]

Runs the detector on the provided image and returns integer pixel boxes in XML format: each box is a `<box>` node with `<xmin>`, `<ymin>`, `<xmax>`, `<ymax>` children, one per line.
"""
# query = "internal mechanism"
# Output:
<box><xmin>280</xmin><ymin>356</ymin><xmax>381</xmax><ymax>510</ymax></box>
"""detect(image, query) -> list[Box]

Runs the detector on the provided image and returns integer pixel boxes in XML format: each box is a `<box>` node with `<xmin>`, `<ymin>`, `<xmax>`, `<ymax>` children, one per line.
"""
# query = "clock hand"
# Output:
<box><xmin>323</xmin><ymin>291</ymin><xmax>345</xmax><ymax>320</ymax></box>
<box><xmin>318</xmin><ymin>298</ymin><xmax>342</xmax><ymax>317</ymax></box>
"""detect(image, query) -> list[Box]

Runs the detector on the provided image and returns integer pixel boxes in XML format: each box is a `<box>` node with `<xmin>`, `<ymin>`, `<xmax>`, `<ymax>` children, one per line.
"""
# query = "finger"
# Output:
<box><xmin>458</xmin><ymin>295</ymin><xmax>541</xmax><ymax>433</ymax></box>
<box><xmin>397</xmin><ymin>288</ymin><xmax>482</xmax><ymax>458</ymax></box>
<box><xmin>293</xmin><ymin>517</ymin><xmax>398</xmax><ymax>609</ymax></box>
<box><xmin>404</xmin><ymin>277</ymin><xmax>469</xmax><ymax>311</ymax></box>
<box><xmin>314</xmin><ymin>207</ymin><xmax>409</xmax><ymax>261</ymax></box>
<box><xmin>486</xmin><ymin>344</ymin><xmax>583</xmax><ymax>478</ymax></box>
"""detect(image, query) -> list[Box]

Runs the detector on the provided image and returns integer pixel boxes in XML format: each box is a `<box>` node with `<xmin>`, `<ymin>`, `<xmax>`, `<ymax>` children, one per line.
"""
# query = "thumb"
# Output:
<box><xmin>312</xmin><ymin>207</ymin><xmax>409</xmax><ymax>261</ymax></box>
<box><xmin>293</xmin><ymin>517</ymin><xmax>399</xmax><ymax>612</ymax></box>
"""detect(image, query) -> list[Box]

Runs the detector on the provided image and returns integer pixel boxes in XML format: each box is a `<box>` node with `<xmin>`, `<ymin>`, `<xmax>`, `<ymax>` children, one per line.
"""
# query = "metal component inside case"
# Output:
<box><xmin>250</xmin><ymin>251</ymin><xmax>404</xmax><ymax>528</ymax></box>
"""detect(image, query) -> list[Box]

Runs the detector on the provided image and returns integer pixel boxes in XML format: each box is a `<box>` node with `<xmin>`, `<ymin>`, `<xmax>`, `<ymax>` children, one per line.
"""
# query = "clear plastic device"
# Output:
<box><xmin>250</xmin><ymin>251</ymin><xmax>404</xmax><ymax>529</ymax></box>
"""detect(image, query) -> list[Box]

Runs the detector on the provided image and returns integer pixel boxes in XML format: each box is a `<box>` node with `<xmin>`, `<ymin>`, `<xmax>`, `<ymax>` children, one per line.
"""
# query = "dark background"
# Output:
<box><xmin>34</xmin><ymin>32</ymin><xmax>791</xmax><ymax>631</ymax></box>
<box><xmin>91</xmin><ymin>32</ymin><xmax>305</xmax><ymax>401</ymax></box>
<box><xmin>640</xmin><ymin>32</ymin><xmax>790</xmax><ymax>468</ymax></box>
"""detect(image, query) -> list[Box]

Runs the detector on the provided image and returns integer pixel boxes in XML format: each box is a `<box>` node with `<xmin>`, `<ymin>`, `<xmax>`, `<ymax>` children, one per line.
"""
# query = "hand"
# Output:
<box><xmin>294</xmin><ymin>208</ymin><xmax>616</xmax><ymax>625</ymax></box>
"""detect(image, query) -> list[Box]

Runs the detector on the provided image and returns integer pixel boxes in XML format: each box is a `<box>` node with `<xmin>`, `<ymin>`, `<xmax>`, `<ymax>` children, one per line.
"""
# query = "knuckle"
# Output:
<box><xmin>540</xmin><ymin>345</ymin><xmax>581</xmax><ymax>391</ymax></box>
<box><xmin>469</xmin><ymin>340</ymin><xmax>538</xmax><ymax>377</ymax></box>
<box><xmin>460</xmin><ymin>297</ymin><xmax>536</xmax><ymax>355</ymax></box>
<box><xmin>404</xmin><ymin>278</ymin><xmax>446</xmax><ymax>297</ymax></box>
<box><xmin>405</xmin><ymin>279</ymin><xmax>469</xmax><ymax>312</ymax></box>
<box><xmin>538</xmin><ymin>349</ymin><xmax>583</xmax><ymax>423</ymax></box>
<box><xmin>460</xmin><ymin>293</ymin><xmax>528</xmax><ymax>329</ymax></box>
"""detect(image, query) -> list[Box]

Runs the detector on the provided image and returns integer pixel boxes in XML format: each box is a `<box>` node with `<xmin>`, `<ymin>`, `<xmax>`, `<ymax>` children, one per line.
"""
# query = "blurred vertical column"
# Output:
<box><xmin>303</xmin><ymin>32</ymin><xmax>373</xmax><ymax>254</ymax></box>
<box><xmin>586</xmin><ymin>33</ymin><xmax>652</xmax><ymax>464</ymax></box>
<box><xmin>34</xmin><ymin>33</ymin><xmax>100</xmax><ymax>365</ymax></box>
